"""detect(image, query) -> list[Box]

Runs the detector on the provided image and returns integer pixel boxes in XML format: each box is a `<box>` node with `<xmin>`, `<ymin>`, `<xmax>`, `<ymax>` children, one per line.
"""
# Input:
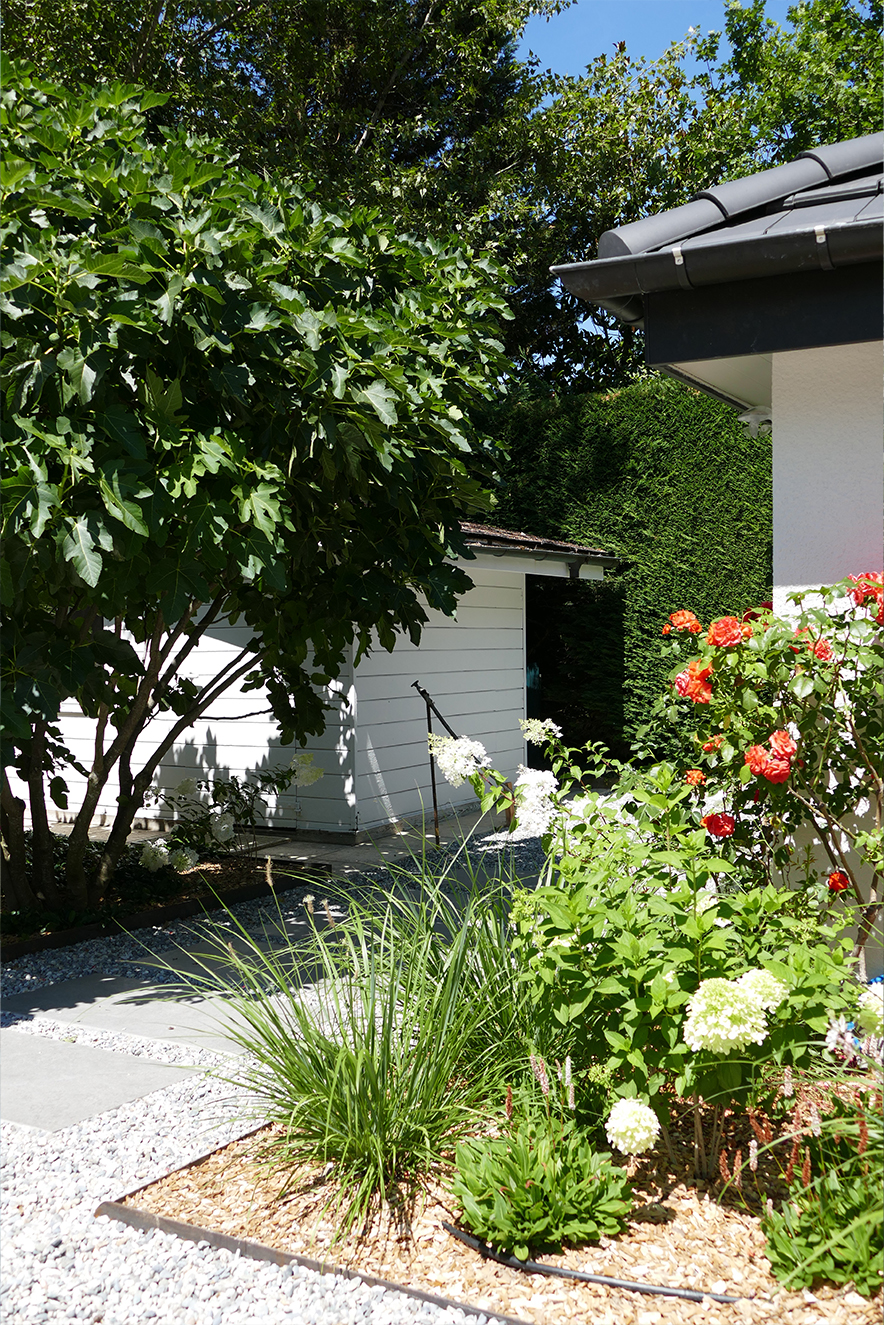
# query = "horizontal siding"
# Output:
<box><xmin>354</xmin><ymin>569</ymin><xmax>526</xmax><ymax>831</ymax></box>
<box><xmin>45</xmin><ymin>616</ymin><xmax>357</xmax><ymax>835</ymax></box>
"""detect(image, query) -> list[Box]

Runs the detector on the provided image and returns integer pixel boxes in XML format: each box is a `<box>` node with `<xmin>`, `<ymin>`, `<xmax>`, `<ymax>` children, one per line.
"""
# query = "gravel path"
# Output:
<box><xmin>1</xmin><ymin>836</ymin><xmax>545</xmax><ymax>1325</ymax></box>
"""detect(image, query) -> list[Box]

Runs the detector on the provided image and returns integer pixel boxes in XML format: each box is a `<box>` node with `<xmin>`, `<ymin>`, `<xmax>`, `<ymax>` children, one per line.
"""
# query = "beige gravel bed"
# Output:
<box><xmin>124</xmin><ymin>1124</ymin><xmax>881</xmax><ymax>1325</ymax></box>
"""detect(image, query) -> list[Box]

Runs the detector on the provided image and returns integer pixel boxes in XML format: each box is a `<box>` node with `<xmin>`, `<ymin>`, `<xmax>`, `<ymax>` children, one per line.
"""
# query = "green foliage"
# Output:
<box><xmin>0</xmin><ymin>61</ymin><xmax>510</xmax><ymax>907</ymax></box>
<box><xmin>761</xmin><ymin>1093</ymin><xmax>883</xmax><ymax>1296</ymax></box>
<box><xmin>454</xmin><ymin>1118</ymin><xmax>632</xmax><ymax>1261</ymax></box>
<box><xmin>493</xmin><ymin>376</ymin><xmax>773</xmax><ymax>750</ymax></box>
<box><xmin>149</xmin><ymin>767</ymin><xmax>306</xmax><ymax>860</ymax></box>
<box><xmin>164</xmin><ymin>851</ymin><xmax>535</xmax><ymax>1233</ymax></box>
<box><xmin>5</xmin><ymin>3</ymin><xmax>880</xmax><ymax>387</ymax></box>
<box><xmin>508</xmin><ymin>760</ymin><xmax>856</xmax><ymax>1126</ymax></box>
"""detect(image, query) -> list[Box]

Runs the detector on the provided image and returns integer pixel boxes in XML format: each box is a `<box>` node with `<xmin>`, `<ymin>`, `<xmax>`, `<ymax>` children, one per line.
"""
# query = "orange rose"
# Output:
<box><xmin>674</xmin><ymin>659</ymin><xmax>713</xmax><ymax>704</ymax></box>
<box><xmin>744</xmin><ymin>745</ymin><xmax>769</xmax><ymax>776</ymax></box>
<box><xmin>827</xmin><ymin>871</ymin><xmax>850</xmax><ymax>893</ymax></box>
<box><xmin>706</xmin><ymin>616</ymin><xmax>744</xmax><ymax>647</ymax></box>
<box><xmin>685</xmin><ymin>769</ymin><xmax>706</xmax><ymax>786</ymax></box>
<box><xmin>769</xmin><ymin>730</ymin><xmax>797</xmax><ymax>759</ymax></box>
<box><xmin>702</xmin><ymin>734</ymin><xmax>724</xmax><ymax>752</ymax></box>
<box><xmin>849</xmin><ymin>572</ymin><xmax>884</xmax><ymax>625</ymax></box>
<box><xmin>761</xmin><ymin>756</ymin><xmax>791</xmax><ymax>784</ymax></box>
<box><xmin>669</xmin><ymin>609</ymin><xmax>702</xmax><ymax>634</ymax></box>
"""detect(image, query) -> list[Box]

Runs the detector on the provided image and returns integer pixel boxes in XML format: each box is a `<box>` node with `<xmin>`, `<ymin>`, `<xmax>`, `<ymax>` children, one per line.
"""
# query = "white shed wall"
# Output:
<box><xmin>29</xmin><ymin>619</ymin><xmax>358</xmax><ymax>835</ymax></box>
<box><xmin>771</xmin><ymin>340</ymin><xmax>883</xmax><ymax>612</ymax></box>
<box><xmin>353</xmin><ymin>568</ymin><xmax>526</xmax><ymax>832</ymax></box>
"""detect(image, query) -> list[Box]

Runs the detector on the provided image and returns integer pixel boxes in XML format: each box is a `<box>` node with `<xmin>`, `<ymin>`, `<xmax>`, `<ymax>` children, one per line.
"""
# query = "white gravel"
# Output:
<box><xmin>1</xmin><ymin>1038</ymin><xmax>494</xmax><ymax>1324</ymax></box>
<box><xmin>1</xmin><ymin>838</ymin><xmax>547</xmax><ymax>1325</ymax></box>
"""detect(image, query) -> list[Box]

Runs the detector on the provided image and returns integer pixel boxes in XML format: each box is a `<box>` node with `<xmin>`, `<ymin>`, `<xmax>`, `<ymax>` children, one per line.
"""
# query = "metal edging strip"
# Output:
<box><xmin>95</xmin><ymin>1201</ymin><xmax>533</xmax><ymax>1325</ymax></box>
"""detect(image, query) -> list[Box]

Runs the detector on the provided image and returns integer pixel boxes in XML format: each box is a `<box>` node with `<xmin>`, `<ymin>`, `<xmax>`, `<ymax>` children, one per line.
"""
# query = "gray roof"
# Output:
<box><xmin>552</xmin><ymin>133</ymin><xmax>883</xmax><ymax>326</ymax></box>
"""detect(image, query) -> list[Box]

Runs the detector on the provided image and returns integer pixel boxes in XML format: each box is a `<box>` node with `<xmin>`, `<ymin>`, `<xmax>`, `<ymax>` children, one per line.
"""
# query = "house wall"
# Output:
<box><xmin>26</xmin><ymin>620</ymin><xmax>358</xmax><ymax>836</ymax></box>
<box><xmin>771</xmin><ymin>340</ymin><xmax>884</xmax><ymax>611</ymax></box>
<box><xmin>353</xmin><ymin>566</ymin><xmax>527</xmax><ymax>832</ymax></box>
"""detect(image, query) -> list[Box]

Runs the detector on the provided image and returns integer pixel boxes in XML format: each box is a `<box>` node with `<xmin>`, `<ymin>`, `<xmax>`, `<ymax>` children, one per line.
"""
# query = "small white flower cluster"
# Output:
<box><xmin>139</xmin><ymin>842</ymin><xmax>198</xmax><ymax>873</ymax></box>
<box><xmin>605</xmin><ymin>1098</ymin><xmax>660</xmax><ymax>1155</ymax></box>
<box><xmin>514</xmin><ymin>766</ymin><xmax>558</xmax><ymax>837</ymax></box>
<box><xmin>290</xmin><ymin>751</ymin><xmax>324</xmax><ymax>787</ymax></box>
<box><xmin>207</xmin><ymin>811</ymin><xmax>235</xmax><ymax>844</ymax></box>
<box><xmin>682</xmin><ymin>968</ymin><xmax>788</xmax><ymax>1055</ymax></box>
<box><xmin>140</xmin><ymin>842</ymin><xmax>171</xmax><ymax>873</ymax></box>
<box><xmin>857</xmin><ymin>984</ymin><xmax>884</xmax><ymax>1038</ymax></box>
<box><xmin>427</xmin><ymin>734</ymin><xmax>490</xmax><ymax>787</ymax></box>
<box><xmin>174</xmin><ymin>777</ymin><xmax>198</xmax><ymax>797</ymax></box>
<box><xmin>519</xmin><ymin>717</ymin><xmax>563</xmax><ymax>746</ymax></box>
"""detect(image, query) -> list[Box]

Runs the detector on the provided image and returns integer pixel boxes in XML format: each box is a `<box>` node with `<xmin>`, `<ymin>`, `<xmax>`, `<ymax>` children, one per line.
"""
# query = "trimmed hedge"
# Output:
<box><xmin>493</xmin><ymin>374</ymin><xmax>773</xmax><ymax>753</ymax></box>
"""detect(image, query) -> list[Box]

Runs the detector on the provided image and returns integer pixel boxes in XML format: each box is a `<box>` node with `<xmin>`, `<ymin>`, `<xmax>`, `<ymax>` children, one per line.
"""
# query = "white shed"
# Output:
<box><xmin>49</xmin><ymin>524</ymin><xmax>613</xmax><ymax>842</ymax></box>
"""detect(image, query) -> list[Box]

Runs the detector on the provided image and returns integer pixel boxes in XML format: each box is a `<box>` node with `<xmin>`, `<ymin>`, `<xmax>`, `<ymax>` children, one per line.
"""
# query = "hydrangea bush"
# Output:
<box><xmin>429</xmin><ymin>574</ymin><xmax>880</xmax><ymax>1179</ymax></box>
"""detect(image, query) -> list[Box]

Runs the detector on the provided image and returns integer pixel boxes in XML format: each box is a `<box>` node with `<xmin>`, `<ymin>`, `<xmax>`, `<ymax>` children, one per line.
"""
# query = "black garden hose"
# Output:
<box><xmin>442</xmin><ymin>1222</ymin><xmax>741</xmax><ymax>1305</ymax></box>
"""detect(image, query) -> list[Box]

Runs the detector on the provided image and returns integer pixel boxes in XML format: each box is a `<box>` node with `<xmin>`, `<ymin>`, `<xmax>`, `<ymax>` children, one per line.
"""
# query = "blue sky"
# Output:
<box><xmin>516</xmin><ymin>1</ymin><xmax>795</xmax><ymax>75</ymax></box>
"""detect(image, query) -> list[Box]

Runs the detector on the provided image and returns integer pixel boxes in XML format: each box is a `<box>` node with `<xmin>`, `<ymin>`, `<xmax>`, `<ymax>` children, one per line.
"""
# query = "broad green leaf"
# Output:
<box><xmin>61</xmin><ymin>516</ymin><xmax>102</xmax><ymax>586</ymax></box>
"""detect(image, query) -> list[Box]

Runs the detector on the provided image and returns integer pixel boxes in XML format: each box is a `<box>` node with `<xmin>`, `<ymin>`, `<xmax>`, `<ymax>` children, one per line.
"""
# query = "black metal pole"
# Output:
<box><xmin>425</xmin><ymin>699</ymin><xmax>441</xmax><ymax>847</ymax></box>
<box><xmin>412</xmin><ymin>680</ymin><xmax>458</xmax><ymax>848</ymax></box>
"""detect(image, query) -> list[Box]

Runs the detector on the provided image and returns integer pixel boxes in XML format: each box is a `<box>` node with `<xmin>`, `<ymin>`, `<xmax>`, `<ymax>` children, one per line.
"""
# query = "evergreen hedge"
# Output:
<box><xmin>493</xmin><ymin>374</ymin><xmax>773</xmax><ymax>754</ymax></box>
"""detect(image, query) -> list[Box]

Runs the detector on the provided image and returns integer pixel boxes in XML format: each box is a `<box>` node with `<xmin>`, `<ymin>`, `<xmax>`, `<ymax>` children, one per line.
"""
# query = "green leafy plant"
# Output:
<box><xmin>0</xmin><ymin>59</ymin><xmax>511</xmax><ymax>913</ymax></box>
<box><xmin>149</xmin><ymin>756</ymin><xmax>322</xmax><ymax>861</ymax></box>
<box><xmin>453</xmin><ymin>1063</ymin><xmax>632</xmax><ymax>1260</ymax></box>
<box><xmin>761</xmin><ymin>1090</ymin><xmax>883</xmax><ymax>1296</ymax></box>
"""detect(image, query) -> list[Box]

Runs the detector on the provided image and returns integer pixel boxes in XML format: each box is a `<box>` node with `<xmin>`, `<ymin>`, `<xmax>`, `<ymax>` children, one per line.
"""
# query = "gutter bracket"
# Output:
<box><xmin>814</xmin><ymin>224</ymin><xmax>835</xmax><ymax>271</ymax></box>
<box><xmin>568</xmin><ymin>560</ymin><xmax>582</xmax><ymax>580</ymax></box>
<box><xmin>671</xmin><ymin>245</ymin><xmax>694</xmax><ymax>290</ymax></box>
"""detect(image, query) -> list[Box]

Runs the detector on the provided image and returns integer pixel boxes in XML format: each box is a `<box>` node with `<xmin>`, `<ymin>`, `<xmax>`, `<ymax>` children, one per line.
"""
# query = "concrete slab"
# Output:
<box><xmin>1</xmin><ymin>974</ymin><xmax>251</xmax><ymax>1056</ymax></box>
<box><xmin>0</xmin><ymin>1031</ymin><xmax>197</xmax><ymax>1131</ymax></box>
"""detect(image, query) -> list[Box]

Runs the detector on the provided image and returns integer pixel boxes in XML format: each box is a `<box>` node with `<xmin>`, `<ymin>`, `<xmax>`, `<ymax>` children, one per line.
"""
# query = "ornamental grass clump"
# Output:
<box><xmin>153</xmin><ymin>846</ymin><xmax>540</xmax><ymax>1234</ymax></box>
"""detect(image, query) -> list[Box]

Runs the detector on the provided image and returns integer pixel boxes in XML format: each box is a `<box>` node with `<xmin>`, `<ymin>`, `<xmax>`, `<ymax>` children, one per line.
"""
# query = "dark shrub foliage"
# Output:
<box><xmin>495</xmin><ymin>375</ymin><xmax>773</xmax><ymax>752</ymax></box>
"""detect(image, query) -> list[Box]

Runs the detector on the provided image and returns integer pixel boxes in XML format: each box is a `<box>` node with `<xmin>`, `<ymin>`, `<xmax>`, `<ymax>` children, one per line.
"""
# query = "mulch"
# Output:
<box><xmin>123</xmin><ymin>1103</ymin><xmax>882</xmax><ymax>1325</ymax></box>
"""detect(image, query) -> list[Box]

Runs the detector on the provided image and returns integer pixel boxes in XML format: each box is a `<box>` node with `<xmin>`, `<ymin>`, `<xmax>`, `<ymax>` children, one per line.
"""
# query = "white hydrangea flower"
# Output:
<box><xmin>737</xmin><ymin>968</ymin><xmax>789</xmax><ymax>1012</ymax></box>
<box><xmin>290</xmin><ymin>751</ymin><xmax>324</xmax><ymax>787</ymax></box>
<box><xmin>427</xmin><ymin>734</ymin><xmax>490</xmax><ymax>787</ymax></box>
<box><xmin>513</xmin><ymin>766</ymin><xmax>558</xmax><ymax>837</ymax></box>
<box><xmin>857</xmin><ymin>985</ymin><xmax>884</xmax><ymax>1038</ymax></box>
<box><xmin>168</xmin><ymin>846</ymin><xmax>199</xmax><ymax>872</ymax></box>
<box><xmin>140</xmin><ymin>841</ymin><xmax>171</xmax><ymax>873</ymax></box>
<box><xmin>519</xmin><ymin>717</ymin><xmax>563</xmax><ymax>745</ymax></box>
<box><xmin>682</xmin><ymin>975</ymin><xmax>773</xmax><ymax>1055</ymax></box>
<box><xmin>605</xmin><ymin>1099</ymin><xmax>660</xmax><ymax>1155</ymax></box>
<box><xmin>174</xmin><ymin>777</ymin><xmax>198</xmax><ymax>797</ymax></box>
<box><xmin>207</xmin><ymin>811</ymin><xmax>235</xmax><ymax>843</ymax></box>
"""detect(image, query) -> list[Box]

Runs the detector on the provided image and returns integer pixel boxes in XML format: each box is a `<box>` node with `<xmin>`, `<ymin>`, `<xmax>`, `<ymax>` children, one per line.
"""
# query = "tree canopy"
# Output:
<box><xmin>0</xmin><ymin>63</ymin><xmax>511</xmax><ymax>907</ymax></box>
<box><xmin>6</xmin><ymin>1</ymin><xmax>880</xmax><ymax>388</ymax></box>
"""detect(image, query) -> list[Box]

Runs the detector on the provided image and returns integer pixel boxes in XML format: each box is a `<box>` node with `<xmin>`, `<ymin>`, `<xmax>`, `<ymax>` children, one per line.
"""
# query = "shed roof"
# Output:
<box><xmin>552</xmin><ymin>133</ymin><xmax>883</xmax><ymax>328</ymax></box>
<box><xmin>459</xmin><ymin>520</ymin><xmax>614</xmax><ymax>562</ymax></box>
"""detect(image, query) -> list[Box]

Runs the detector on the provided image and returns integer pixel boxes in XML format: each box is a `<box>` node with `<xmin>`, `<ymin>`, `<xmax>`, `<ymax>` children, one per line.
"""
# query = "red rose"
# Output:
<box><xmin>827</xmin><ymin>871</ymin><xmax>850</xmax><ymax>894</ymax></box>
<box><xmin>702</xmin><ymin>734</ymin><xmax>723</xmax><ymax>752</ymax></box>
<box><xmin>669</xmin><ymin>609</ymin><xmax>702</xmax><ymax>634</ymax></box>
<box><xmin>810</xmin><ymin>638</ymin><xmax>833</xmax><ymax>661</ymax></box>
<box><xmin>744</xmin><ymin>745</ymin><xmax>769</xmax><ymax>776</ymax></box>
<box><xmin>662</xmin><ymin>623</ymin><xmax>672</xmax><ymax>635</ymax></box>
<box><xmin>761</xmin><ymin>756</ymin><xmax>791</xmax><ymax>784</ymax></box>
<box><xmin>702</xmin><ymin>812</ymin><xmax>736</xmax><ymax>838</ymax></box>
<box><xmin>674</xmin><ymin>659</ymin><xmax>713</xmax><ymax>704</ymax></box>
<box><xmin>742</xmin><ymin>601</ymin><xmax>773</xmax><ymax>622</ymax></box>
<box><xmin>685</xmin><ymin>769</ymin><xmax>706</xmax><ymax>786</ymax></box>
<box><xmin>769</xmin><ymin>730</ymin><xmax>797</xmax><ymax>759</ymax></box>
<box><xmin>848</xmin><ymin>572</ymin><xmax>884</xmax><ymax>624</ymax></box>
<box><xmin>706</xmin><ymin>617</ymin><xmax>744</xmax><ymax>647</ymax></box>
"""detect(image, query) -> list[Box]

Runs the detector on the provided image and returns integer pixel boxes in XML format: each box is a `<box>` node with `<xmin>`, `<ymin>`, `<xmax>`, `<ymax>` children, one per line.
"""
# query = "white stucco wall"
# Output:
<box><xmin>771</xmin><ymin>340</ymin><xmax>883</xmax><ymax>612</ymax></box>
